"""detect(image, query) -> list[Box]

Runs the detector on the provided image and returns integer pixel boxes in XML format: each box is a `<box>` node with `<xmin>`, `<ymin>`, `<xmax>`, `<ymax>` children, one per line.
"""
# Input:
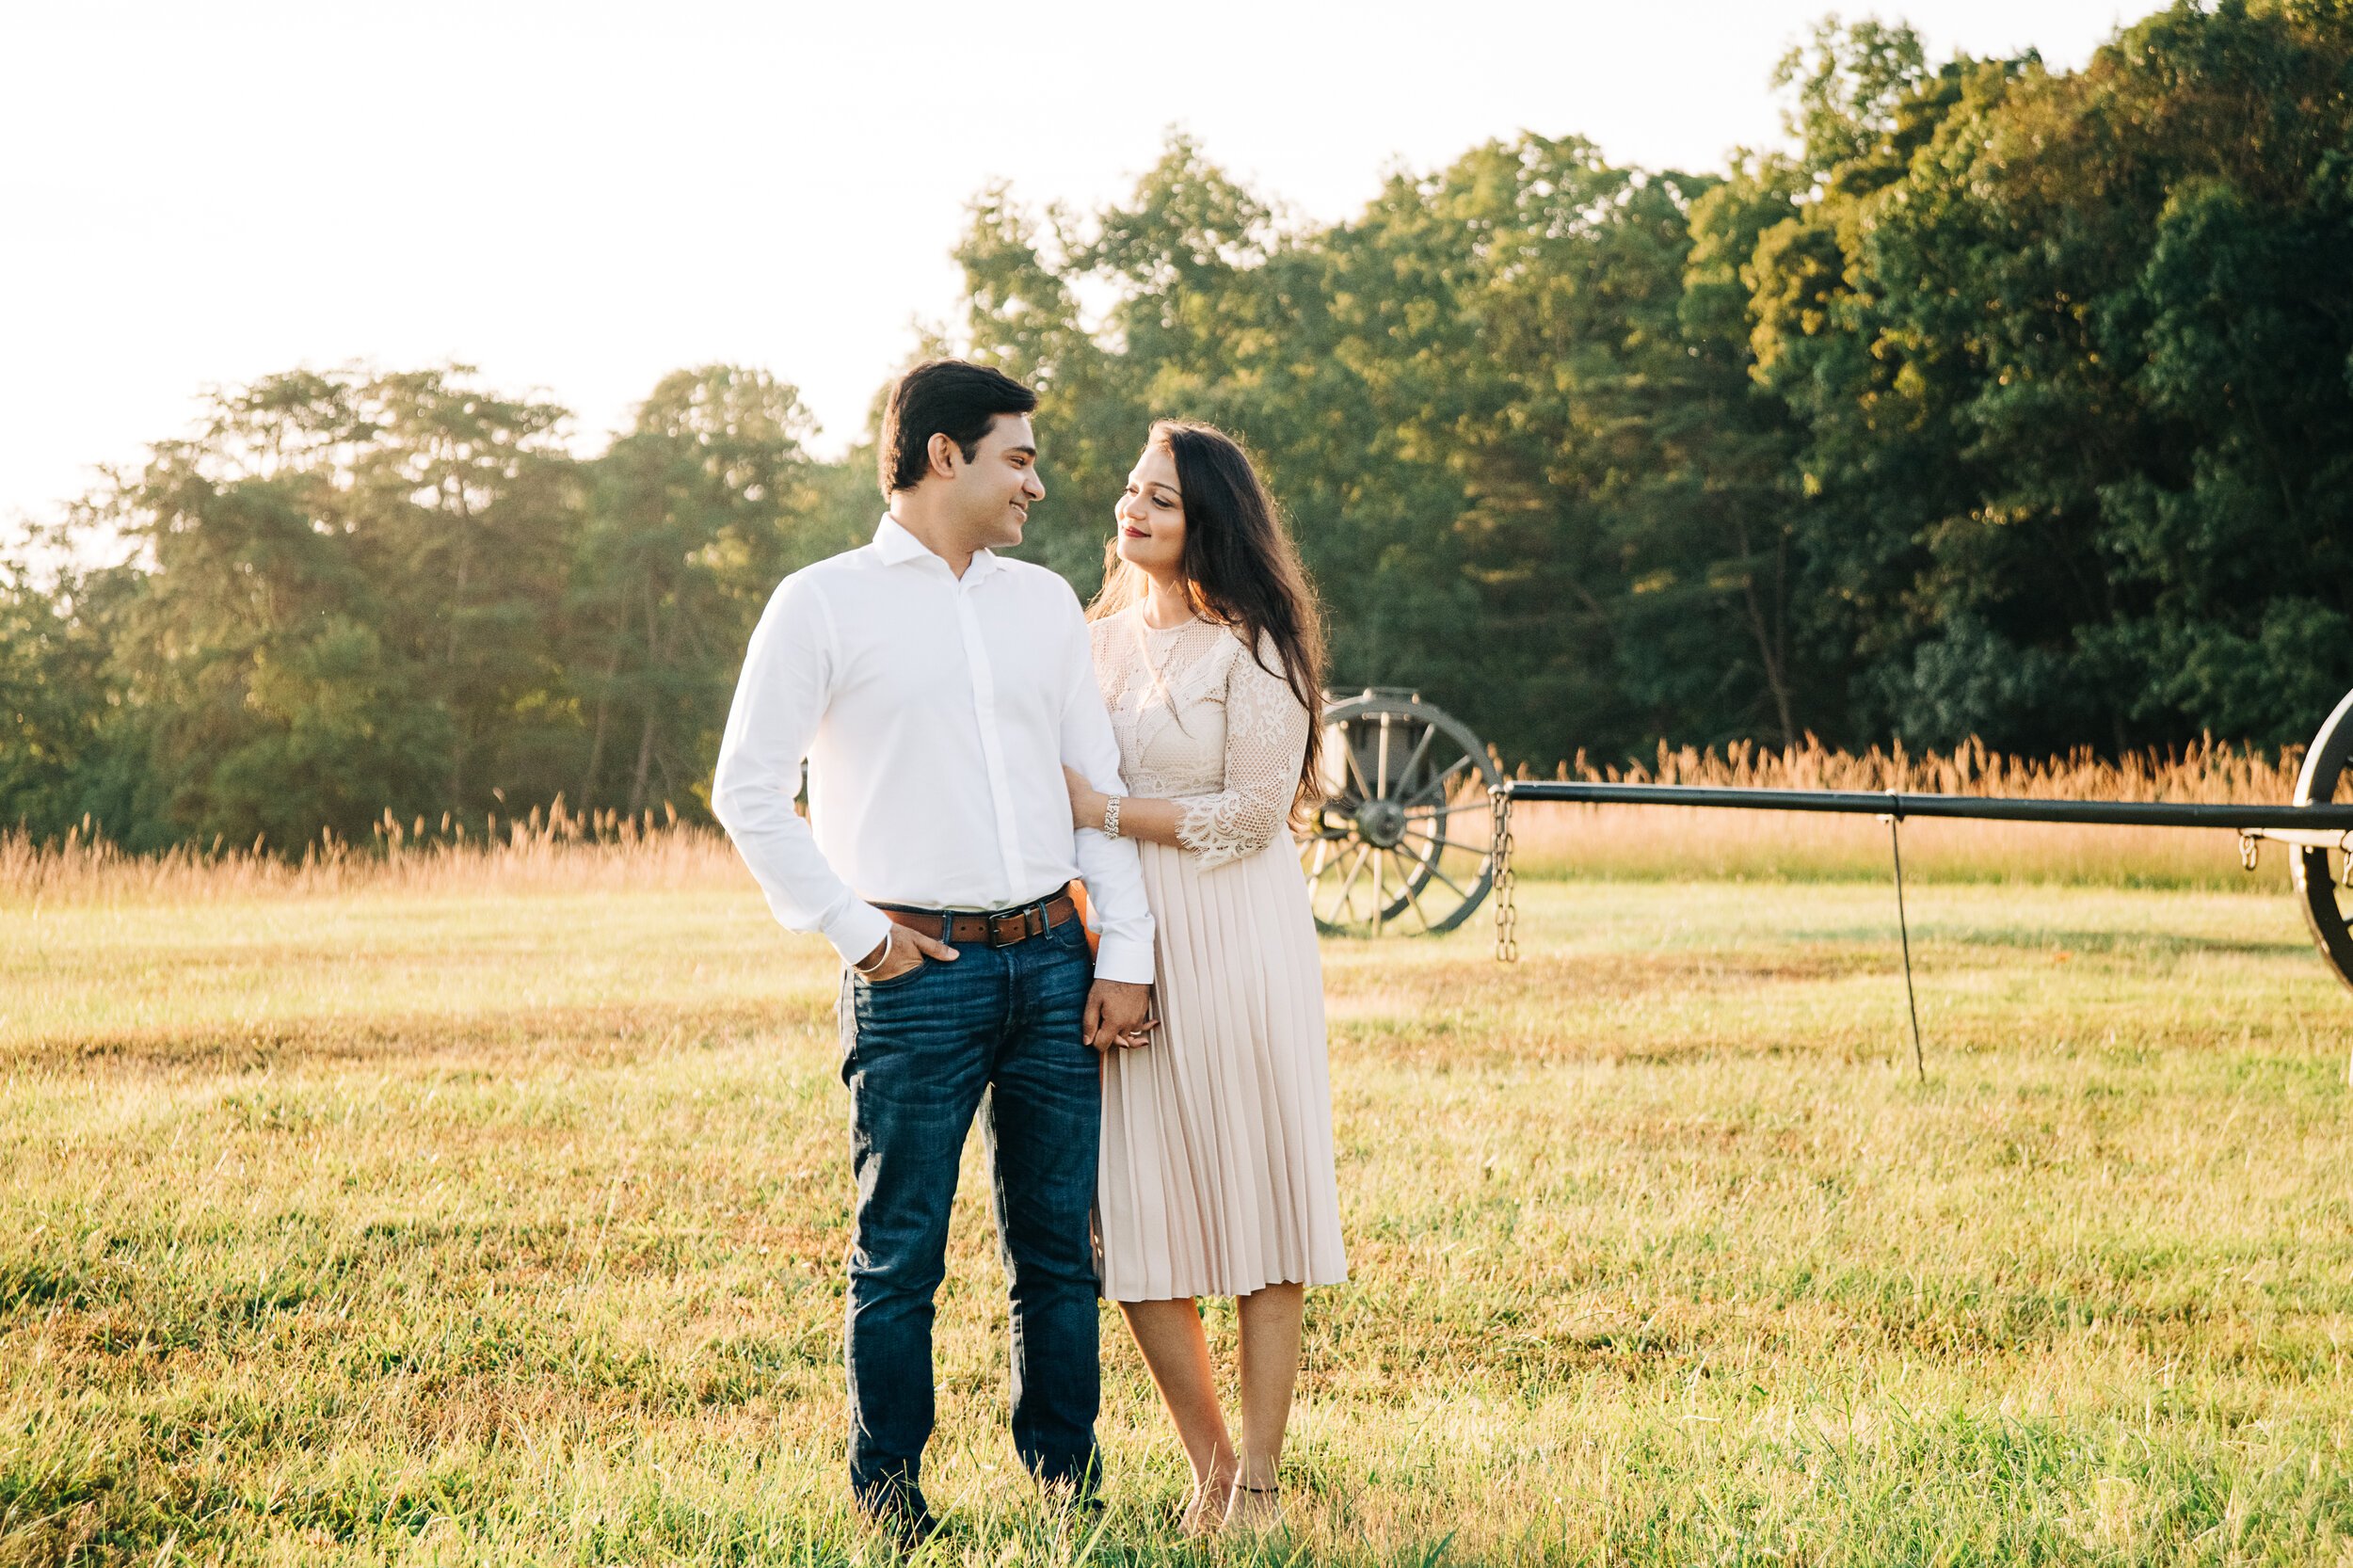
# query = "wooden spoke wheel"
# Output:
<box><xmin>1299</xmin><ymin>690</ymin><xmax>1501</xmax><ymax>936</ymax></box>
<box><xmin>2293</xmin><ymin>687</ymin><xmax>2353</xmax><ymax>993</ymax></box>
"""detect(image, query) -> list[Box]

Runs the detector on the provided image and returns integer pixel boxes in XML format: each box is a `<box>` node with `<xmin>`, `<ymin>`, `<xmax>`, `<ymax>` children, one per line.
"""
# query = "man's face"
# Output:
<box><xmin>951</xmin><ymin>413</ymin><xmax>1045</xmax><ymax>549</ymax></box>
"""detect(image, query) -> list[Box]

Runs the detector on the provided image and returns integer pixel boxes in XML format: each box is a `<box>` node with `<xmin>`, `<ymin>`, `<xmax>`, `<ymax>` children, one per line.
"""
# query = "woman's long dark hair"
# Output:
<box><xmin>1089</xmin><ymin>420</ymin><xmax>1326</xmax><ymax>818</ymax></box>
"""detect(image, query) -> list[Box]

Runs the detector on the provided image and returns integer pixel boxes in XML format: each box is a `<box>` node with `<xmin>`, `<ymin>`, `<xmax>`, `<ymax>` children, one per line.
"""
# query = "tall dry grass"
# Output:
<box><xmin>1505</xmin><ymin>734</ymin><xmax>2308</xmax><ymax>888</ymax></box>
<box><xmin>1546</xmin><ymin>731</ymin><xmax>2298</xmax><ymax>799</ymax></box>
<box><xmin>0</xmin><ymin>802</ymin><xmax>744</xmax><ymax>906</ymax></box>
<box><xmin>2</xmin><ymin>736</ymin><xmax>2315</xmax><ymax>906</ymax></box>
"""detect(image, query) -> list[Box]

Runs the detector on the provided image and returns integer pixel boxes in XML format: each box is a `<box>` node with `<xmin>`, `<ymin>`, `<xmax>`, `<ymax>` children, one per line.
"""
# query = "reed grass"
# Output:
<box><xmin>0</xmin><ymin>803</ymin><xmax>741</xmax><ymax>907</ymax></box>
<box><xmin>1</xmin><ymin>737</ymin><xmax>2315</xmax><ymax>910</ymax></box>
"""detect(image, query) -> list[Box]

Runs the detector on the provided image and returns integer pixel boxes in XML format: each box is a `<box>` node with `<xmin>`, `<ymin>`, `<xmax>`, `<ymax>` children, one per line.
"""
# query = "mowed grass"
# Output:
<box><xmin>5</xmin><ymin>867</ymin><xmax>2353</xmax><ymax>1565</ymax></box>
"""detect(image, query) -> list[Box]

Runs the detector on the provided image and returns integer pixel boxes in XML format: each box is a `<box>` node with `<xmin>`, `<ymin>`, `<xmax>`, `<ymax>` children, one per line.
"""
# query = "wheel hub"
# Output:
<box><xmin>1355</xmin><ymin>798</ymin><xmax>1407</xmax><ymax>848</ymax></box>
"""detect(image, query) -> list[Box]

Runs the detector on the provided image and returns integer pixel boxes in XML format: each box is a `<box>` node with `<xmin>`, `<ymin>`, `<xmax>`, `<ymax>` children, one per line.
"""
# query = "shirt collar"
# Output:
<box><xmin>873</xmin><ymin>513</ymin><xmax>1000</xmax><ymax>581</ymax></box>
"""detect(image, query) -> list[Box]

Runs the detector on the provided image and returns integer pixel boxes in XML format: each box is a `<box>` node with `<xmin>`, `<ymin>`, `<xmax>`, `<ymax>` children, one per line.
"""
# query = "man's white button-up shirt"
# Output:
<box><xmin>712</xmin><ymin>515</ymin><xmax>1155</xmax><ymax>984</ymax></box>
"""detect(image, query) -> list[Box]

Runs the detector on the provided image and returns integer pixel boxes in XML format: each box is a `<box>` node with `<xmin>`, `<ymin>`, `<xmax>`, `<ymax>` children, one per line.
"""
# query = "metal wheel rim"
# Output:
<box><xmin>2293</xmin><ymin>686</ymin><xmax>2353</xmax><ymax>994</ymax></box>
<box><xmin>1301</xmin><ymin>695</ymin><xmax>1502</xmax><ymax>936</ymax></box>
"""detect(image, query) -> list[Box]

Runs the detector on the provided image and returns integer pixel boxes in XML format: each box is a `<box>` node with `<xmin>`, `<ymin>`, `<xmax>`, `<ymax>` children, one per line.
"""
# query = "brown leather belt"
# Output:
<box><xmin>876</xmin><ymin>885</ymin><xmax>1080</xmax><ymax>950</ymax></box>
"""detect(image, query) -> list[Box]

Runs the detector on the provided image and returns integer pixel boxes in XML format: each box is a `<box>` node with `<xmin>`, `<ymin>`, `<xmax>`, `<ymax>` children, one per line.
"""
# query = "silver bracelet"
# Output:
<box><xmin>853</xmin><ymin>928</ymin><xmax>895</xmax><ymax>975</ymax></box>
<box><xmin>1102</xmin><ymin>795</ymin><xmax>1124</xmax><ymax>839</ymax></box>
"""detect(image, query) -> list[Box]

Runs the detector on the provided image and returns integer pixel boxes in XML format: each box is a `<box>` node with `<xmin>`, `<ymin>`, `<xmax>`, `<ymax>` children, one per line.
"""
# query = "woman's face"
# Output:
<box><xmin>1113</xmin><ymin>441</ymin><xmax>1187</xmax><ymax>580</ymax></box>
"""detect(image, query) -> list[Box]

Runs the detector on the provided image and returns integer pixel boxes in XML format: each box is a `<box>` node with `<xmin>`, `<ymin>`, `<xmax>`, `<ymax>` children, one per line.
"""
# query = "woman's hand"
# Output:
<box><xmin>1064</xmin><ymin>764</ymin><xmax>1108</xmax><ymax>831</ymax></box>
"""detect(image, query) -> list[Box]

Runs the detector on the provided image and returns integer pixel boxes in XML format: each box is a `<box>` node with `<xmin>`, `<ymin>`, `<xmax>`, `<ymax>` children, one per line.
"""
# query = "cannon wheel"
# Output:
<box><xmin>1300</xmin><ymin>691</ymin><xmax>1501</xmax><ymax>936</ymax></box>
<box><xmin>2293</xmin><ymin>687</ymin><xmax>2353</xmax><ymax>993</ymax></box>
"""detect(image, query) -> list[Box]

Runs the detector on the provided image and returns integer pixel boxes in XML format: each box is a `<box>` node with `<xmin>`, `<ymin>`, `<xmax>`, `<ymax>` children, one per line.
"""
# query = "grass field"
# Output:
<box><xmin>6</xmin><ymin>846</ymin><xmax>2353</xmax><ymax>1564</ymax></box>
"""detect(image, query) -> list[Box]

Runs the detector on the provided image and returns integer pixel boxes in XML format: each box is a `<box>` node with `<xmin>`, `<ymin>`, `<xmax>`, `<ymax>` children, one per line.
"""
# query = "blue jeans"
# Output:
<box><xmin>836</xmin><ymin>914</ymin><xmax>1101</xmax><ymax>1506</ymax></box>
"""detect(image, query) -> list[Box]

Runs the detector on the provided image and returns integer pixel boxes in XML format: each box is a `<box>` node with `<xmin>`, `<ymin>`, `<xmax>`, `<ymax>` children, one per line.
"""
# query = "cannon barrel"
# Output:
<box><xmin>1500</xmin><ymin>782</ymin><xmax>2353</xmax><ymax>832</ymax></box>
<box><xmin>1490</xmin><ymin>684</ymin><xmax>2353</xmax><ymax>992</ymax></box>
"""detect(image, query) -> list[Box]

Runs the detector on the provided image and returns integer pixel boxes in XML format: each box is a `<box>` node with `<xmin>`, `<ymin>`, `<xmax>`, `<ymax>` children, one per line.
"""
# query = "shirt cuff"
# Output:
<box><xmin>824</xmin><ymin>902</ymin><xmax>894</xmax><ymax>968</ymax></box>
<box><xmin>1091</xmin><ymin>934</ymin><xmax>1155</xmax><ymax>985</ymax></box>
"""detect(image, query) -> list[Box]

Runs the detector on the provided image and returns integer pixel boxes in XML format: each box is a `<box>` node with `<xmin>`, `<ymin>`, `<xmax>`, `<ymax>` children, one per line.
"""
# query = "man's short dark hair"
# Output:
<box><xmin>878</xmin><ymin>360</ymin><xmax>1038</xmax><ymax>496</ymax></box>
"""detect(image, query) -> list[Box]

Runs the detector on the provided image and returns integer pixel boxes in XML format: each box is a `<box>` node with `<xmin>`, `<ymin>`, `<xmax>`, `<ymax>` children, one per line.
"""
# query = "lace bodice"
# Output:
<box><xmin>1092</xmin><ymin>608</ymin><xmax>1312</xmax><ymax>870</ymax></box>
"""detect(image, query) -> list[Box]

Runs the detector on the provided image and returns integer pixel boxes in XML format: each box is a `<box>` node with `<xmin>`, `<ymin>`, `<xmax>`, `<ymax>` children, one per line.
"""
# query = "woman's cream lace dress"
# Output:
<box><xmin>1090</xmin><ymin>608</ymin><xmax>1348</xmax><ymax>1302</ymax></box>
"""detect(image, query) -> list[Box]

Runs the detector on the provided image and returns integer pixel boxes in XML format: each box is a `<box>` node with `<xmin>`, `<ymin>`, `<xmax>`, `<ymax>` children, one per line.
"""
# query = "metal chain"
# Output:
<box><xmin>1883</xmin><ymin>808</ymin><xmax>1926</xmax><ymax>1083</ymax></box>
<box><xmin>1492</xmin><ymin>788</ymin><xmax>1518</xmax><ymax>963</ymax></box>
<box><xmin>2240</xmin><ymin>831</ymin><xmax>2260</xmax><ymax>873</ymax></box>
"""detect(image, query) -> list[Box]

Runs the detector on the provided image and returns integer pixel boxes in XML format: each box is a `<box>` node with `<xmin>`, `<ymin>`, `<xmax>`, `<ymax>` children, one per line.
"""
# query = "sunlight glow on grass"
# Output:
<box><xmin>5</xmin><ymin>864</ymin><xmax>2350</xmax><ymax>1562</ymax></box>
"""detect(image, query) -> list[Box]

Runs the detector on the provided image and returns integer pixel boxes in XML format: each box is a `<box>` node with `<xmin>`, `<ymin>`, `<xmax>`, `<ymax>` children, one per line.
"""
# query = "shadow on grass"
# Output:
<box><xmin>5</xmin><ymin>998</ymin><xmax>834</xmax><ymax>1074</ymax></box>
<box><xmin>1925</xmin><ymin>926</ymin><xmax>2309</xmax><ymax>960</ymax></box>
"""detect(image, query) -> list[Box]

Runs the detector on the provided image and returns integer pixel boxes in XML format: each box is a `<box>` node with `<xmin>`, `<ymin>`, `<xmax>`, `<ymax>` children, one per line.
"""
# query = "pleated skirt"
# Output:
<box><xmin>1096</xmin><ymin>827</ymin><xmax>1349</xmax><ymax>1302</ymax></box>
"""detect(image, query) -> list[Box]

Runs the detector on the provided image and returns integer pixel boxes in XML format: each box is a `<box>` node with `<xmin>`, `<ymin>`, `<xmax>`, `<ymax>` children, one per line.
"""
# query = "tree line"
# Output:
<box><xmin>0</xmin><ymin>367</ymin><xmax>875</xmax><ymax>850</ymax></box>
<box><xmin>3</xmin><ymin>1</ymin><xmax>2348</xmax><ymax>852</ymax></box>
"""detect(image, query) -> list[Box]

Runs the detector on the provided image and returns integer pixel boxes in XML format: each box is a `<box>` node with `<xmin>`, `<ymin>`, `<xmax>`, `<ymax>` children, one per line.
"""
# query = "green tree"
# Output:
<box><xmin>958</xmin><ymin>133</ymin><xmax>1811</xmax><ymax>764</ymax></box>
<box><xmin>1746</xmin><ymin>2</ymin><xmax>2353</xmax><ymax>750</ymax></box>
<box><xmin>0</xmin><ymin>561</ymin><xmax>112</xmax><ymax>840</ymax></box>
<box><xmin>574</xmin><ymin>366</ymin><xmax>834</xmax><ymax>817</ymax></box>
<box><xmin>91</xmin><ymin>381</ymin><xmax>455</xmax><ymax>848</ymax></box>
<box><xmin>347</xmin><ymin>368</ymin><xmax>578</xmax><ymax>815</ymax></box>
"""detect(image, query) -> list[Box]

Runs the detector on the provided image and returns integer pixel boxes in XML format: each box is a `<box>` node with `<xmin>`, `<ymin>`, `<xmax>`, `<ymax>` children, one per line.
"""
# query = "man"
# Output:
<box><xmin>712</xmin><ymin>360</ymin><xmax>1154</xmax><ymax>1544</ymax></box>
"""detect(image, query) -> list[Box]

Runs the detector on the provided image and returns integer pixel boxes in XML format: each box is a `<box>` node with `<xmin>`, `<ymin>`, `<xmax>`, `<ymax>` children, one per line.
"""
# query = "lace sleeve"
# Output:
<box><xmin>1175</xmin><ymin>634</ymin><xmax>1311</xmax><ymax>870</ymax></box>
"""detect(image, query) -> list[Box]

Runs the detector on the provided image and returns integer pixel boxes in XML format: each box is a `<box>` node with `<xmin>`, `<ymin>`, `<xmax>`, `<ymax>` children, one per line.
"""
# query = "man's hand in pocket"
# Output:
<box><xmin>857</xmin><ymin>928</ymin><xmax>958</xmax><ymax>983</ymax></box>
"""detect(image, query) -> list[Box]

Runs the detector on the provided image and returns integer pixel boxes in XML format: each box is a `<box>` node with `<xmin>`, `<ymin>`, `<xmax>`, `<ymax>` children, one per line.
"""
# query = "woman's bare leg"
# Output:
<box><xmin>1119</xmin><ymin>1299</ymin><xmax>1237</xmax><ymax>1532</ymax></box>
<box><xmin>1228</xmin><ymin>1281</ymin><xmax>1305</xmax><ymax>1526</ymax></box>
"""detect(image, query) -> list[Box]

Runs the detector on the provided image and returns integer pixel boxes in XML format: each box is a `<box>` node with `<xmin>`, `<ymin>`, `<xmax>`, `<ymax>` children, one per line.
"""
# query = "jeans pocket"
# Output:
<box><xmin>839</xmin><ymin>958</ymin><xmax>932</xmax><ymax>1082</ymax></box>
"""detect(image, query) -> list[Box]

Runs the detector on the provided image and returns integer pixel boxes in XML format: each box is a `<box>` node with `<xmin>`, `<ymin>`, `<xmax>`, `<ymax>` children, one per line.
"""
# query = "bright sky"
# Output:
<box><xmin>3</xmin><ymin>1</ymin><xmax>2133</xmax><ymax>535</ymax></box>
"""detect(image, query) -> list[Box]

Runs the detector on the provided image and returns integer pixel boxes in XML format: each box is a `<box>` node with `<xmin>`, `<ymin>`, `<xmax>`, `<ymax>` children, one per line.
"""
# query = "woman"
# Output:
<box><xmin>1064</xmin><ymin>420</ymin><xmax>1347</xmax><ymax>1534</ymax></box>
